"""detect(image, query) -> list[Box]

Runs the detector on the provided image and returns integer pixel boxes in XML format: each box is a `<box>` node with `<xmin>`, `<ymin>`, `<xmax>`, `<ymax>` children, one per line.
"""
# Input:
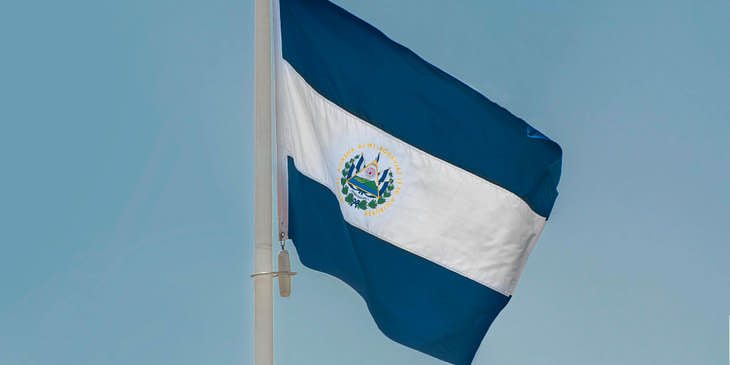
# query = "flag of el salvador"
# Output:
<box><xmin>274</xmin><ymin>0</ymin><xmax>563</xmax><ymax>364</ymax></box>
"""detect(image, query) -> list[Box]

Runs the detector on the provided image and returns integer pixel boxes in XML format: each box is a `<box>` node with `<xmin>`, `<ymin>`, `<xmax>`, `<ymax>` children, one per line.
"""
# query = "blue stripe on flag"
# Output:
<box><xmin>287</xmin><ymin>158</ymin><xmax>510</xmax><ymax>365</ymax></box>
<box><xmin>280</xmin><ymin>0</ymin><xmax>562</xmax><ymax>217</ymax></box>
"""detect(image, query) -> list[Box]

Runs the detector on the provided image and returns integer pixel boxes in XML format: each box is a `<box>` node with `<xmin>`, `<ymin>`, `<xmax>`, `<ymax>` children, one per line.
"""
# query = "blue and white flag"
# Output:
<box><xmin>274</xmin><ymin>0</ymin><xmax>562</xmax><ymax>364</ymax></box>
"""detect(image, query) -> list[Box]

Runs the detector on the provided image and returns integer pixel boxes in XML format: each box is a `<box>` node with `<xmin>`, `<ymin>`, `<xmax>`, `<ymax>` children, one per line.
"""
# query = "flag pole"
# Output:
<box><xmin>253</xmin><ymin>0</ymin><xmax>273</xmax><ymax>364</ymax></box>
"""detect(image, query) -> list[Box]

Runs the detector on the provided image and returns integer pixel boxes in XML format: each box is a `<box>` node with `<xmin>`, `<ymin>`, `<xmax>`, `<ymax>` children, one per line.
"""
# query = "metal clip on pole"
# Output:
<box><xmin>251</xmin><ymin>241</ymin><xmax>296</xmax><ymax>297</ymax></box>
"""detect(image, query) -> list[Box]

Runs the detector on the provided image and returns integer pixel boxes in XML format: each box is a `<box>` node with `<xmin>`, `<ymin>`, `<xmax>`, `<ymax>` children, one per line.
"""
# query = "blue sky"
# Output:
<box><xmin>1</xmin><ymin>0</ymin><xmax>728</xmax><ymax>364</ymax></box>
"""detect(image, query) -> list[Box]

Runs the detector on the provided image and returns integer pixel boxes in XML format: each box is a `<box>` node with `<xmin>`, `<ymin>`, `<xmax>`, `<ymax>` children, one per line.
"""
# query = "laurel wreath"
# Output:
<box><xmin>340</xmin><ymin>153</ymin><xmax>395</xmax><ymax>210</ymax></box>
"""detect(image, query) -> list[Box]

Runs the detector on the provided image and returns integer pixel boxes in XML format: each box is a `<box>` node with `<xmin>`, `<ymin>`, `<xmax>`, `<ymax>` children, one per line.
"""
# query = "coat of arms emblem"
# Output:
<box><xmin>338</xmin><ymin>144</ymin><xmax>402</xmax><ymax>216</ymax></box>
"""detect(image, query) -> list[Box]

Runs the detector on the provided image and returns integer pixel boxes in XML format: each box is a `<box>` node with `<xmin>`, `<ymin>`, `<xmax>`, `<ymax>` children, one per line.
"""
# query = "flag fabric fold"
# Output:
<box><xmin>274</xmin><ymin>0</ymin><xmax>562</xmax><ymax>363</ymax></box>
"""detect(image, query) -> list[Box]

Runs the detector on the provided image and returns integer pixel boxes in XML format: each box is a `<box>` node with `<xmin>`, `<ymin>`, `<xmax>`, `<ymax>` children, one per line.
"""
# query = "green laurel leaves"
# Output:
<box><xmin>339</xmin><ymin>152</ymin><xmax>396</xmax><ymax>212</ymax></box>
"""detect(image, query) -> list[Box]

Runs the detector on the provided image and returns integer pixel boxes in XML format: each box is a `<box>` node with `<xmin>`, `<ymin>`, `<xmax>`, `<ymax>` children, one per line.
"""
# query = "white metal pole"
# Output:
<box><xmin>253</xmin><ymin>0</ymin><xmax>273</xmax><ymax>364</ymax></box>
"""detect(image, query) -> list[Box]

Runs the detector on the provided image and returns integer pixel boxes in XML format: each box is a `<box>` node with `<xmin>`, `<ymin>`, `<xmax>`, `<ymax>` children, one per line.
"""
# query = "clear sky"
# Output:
<box><xmin>1</xmin><ymin>0</ymin><xmax>728</xmax><ymax>364</ymax></box>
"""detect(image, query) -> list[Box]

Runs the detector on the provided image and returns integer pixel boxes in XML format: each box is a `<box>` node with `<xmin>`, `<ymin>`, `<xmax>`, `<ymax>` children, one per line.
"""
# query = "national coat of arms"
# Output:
<box><xmin>337</xmin><ymin>144</ymin><xmax>402</xmax><ymax>216</ymax></box>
